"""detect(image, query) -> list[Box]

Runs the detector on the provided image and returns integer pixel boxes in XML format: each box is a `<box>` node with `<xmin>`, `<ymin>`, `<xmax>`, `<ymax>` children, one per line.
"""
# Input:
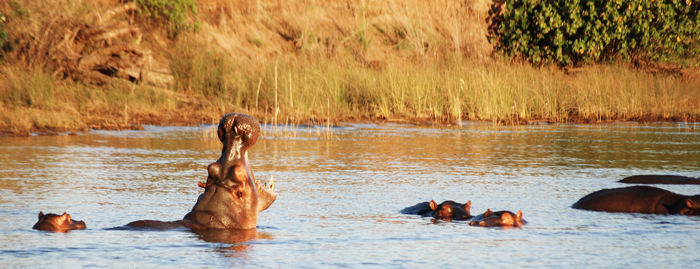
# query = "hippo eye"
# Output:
<box><xmin>503</xmin><ymin>215</ymin><xmax>512</xmax><ymax>223</ymax></box>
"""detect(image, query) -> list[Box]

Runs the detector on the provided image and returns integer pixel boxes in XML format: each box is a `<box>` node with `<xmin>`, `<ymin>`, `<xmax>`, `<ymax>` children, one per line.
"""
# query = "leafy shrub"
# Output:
<box><xmin>0</xmin><ymin>12</ymin><xmax>7</xmax><ymax>52</ymax></box>
<box><xmin>495</xmin><ymin>0</ymin><xmax>700</xmax><ymax>66</ymax></box>
<box><xmin>134</xmin><ymin>0</ymin><xmax>198</xmax><ymax>37</ymax></box>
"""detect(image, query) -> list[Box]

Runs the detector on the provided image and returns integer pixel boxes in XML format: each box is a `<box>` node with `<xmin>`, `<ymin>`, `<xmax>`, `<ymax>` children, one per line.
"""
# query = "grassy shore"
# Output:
<box><xmin>2</xmin><ymin>52</ymin><xmax>698</xmax><ymax>135</ymax></box>
<box><xmin>1</xmin><ymin>0</ymin><xmax>699</xmax><ymax>135</ymax></box>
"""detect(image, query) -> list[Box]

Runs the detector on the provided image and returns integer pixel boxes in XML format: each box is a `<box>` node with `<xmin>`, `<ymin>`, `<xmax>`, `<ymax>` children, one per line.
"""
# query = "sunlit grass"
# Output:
<box><xmin>236</xmin><ymin>57</ymin><xmax>699</xmax><ymax>125</ymax></box>
<box><xmin>2</xmin><ymin>51</ymin><xmax>699</xmax><ymax>135</ymax></box>
<box><xmin>1</xmin><ymin>0</ymin><xmax>699</xmax><ymax>134</ymax></box>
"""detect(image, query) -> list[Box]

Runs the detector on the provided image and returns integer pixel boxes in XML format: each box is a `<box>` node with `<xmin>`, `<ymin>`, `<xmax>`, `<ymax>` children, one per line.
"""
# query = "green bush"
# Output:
<box><xmin>0</xmin><ymin>12</ymin><xmax>8</xmax><ymax>53</ymax></box>
<box><xmin>495</xmin><ymin>0</ymin><xmax>700</xmax><ymax>66</ymax></box>
<box><xmin>134</xmin><ymin>0</ymin><xmax>198</xmax><ymax>37</ymax></box>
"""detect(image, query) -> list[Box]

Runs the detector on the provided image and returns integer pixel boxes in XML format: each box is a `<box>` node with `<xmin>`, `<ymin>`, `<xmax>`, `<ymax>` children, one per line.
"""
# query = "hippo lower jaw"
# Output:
<box><xmin>256</xmin><ymin>175</ymin><xmax>276</xmax><ymax>212</ymax></box>
<box><xmin>182</xmin><ymin>174</ymin><xmax>276</xmax><ymax>230</ymax></box>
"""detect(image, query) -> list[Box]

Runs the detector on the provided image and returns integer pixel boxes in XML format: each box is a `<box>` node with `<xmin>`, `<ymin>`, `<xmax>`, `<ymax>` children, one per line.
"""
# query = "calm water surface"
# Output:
<box><xmin>1</xmin><ymin>122</ymin><xmax>699</xmax><ymax>267</ymax></box>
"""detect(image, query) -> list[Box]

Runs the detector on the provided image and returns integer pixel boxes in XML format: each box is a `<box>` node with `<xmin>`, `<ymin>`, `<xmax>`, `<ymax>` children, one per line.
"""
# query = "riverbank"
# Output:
<box><xmin>2</xmin><ymin>57</ymin><xmax>698</xmax><ymax>136</ymax></box>
<box><xmin>1</xmin><ymin>0</ymin><xmax>699</xmax><ymax>136</ymax></box>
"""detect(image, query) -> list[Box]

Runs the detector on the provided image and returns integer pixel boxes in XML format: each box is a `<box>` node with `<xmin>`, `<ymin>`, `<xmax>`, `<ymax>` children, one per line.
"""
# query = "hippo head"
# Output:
<box><xmin>429</xmin><ymin>200</ymin><xmax>472</xmax><ymax>221</ymax></box>
<box><xmin>673</xmin><ymin>196</ymin><xmax>700</xmax><ymax>216</ymax></box>
<box><xmin>32</xmin><ymin>212</ymin><xmax>87</xmax><ymax>232</ymax></box>
<box><xmin>185</xmin><ymin>113</ymin><xmax>277</xmax><ymax>229</ymax></box>
<box><xmin>469</xmin><ymin>209</ymin><xmax>526</xmax><ymax>227</ymax></box>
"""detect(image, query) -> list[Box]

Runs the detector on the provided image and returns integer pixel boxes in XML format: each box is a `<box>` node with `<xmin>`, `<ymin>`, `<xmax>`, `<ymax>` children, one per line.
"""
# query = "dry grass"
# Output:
<box><xmin>0</xmin><ymin>0</ymin><xmax>698</xmax><ymax>135</ymax></box>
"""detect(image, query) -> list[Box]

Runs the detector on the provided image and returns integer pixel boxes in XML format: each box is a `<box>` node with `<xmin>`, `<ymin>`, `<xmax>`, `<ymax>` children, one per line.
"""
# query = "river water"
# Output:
<box><xmin>1</xmin><ymin>122</ymin><xmax>699</xmax><ymax>267</ymax></box>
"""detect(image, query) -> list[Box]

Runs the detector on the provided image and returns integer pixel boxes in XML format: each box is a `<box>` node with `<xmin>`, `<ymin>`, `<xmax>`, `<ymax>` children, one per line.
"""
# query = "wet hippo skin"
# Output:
<box><xmin>572</xmin><ymin>186</ymin><xmax>700</xmax><ymax>215</ymax></box>
<box><xmin>469</xmin><ymin>209</ymin><xmax>526</xmax><ymax>227</ymax></box>
<box><xmin>125</xmin><ymin>113</ymin><xmax>277</xmax><ymax>230</ymax></box>
<box><xmin>32</xmin><ymin>212</ymin><xmax>86</xmax><ymax>232</ymax></box>
<box><xmin>401</xmin><ymin>200</ymin><xmax>472</xmax><ymax>221</ymax></box>
<box><xmin>618</xmin><ymin>175</ymin><xmax>700</xmax><ymax>185</ymax></box>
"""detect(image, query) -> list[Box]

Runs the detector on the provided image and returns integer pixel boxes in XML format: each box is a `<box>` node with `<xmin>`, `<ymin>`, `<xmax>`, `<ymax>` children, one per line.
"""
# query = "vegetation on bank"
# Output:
<box><xmin>496</xmin><ymin>0</ymin><xmax>700</xmax><ymax>66</ymax></box>
<box><xmin>0</xmin><ymin>0</ymin><xmax>699</xmax><ymax>135</ymax></box>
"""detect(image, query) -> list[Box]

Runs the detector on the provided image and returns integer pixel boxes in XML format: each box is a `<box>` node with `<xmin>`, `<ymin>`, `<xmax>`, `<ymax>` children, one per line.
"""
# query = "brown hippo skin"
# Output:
<box><xmin>572</xmin><ymin>186</ymin><xmax>700</xmax><ymax>215</ymax></box>
<box><xmin>469</xmin><ymin>209</ymin><xmax>526</xmax><ymax>227</ymax></box>
<box><xmin>401</xmin><ymin>200</ymin><xmax>472</xmax><ymax>221</ymax></box>
<box><xmin>33</xmin><ymin>212</ymin><xmax>87</xmax><ymax>232</ymax></box>
<box><xmin>126</xmin><ymin>113</ymin><xmax>277</xmax><ymax>230</ymax></box>
<box><xmin>618</xmin><ymin>175</ymin><xmax>700</xmax><ymax>185</ymax></box>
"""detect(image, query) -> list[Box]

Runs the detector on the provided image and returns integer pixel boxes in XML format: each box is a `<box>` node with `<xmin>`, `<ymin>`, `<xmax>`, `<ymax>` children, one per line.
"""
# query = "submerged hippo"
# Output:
<box><xmin>469</xmin><ymin>209</ymin><xmax>526</xmax><ymax>227</ymax></box>
<box><xmin>618</xmin><ymin>175</ymin><xmax>700</xmax><ymax>185</ymax></box>
<box><xmin>572</xmin><ymin>186</ymin><xmax>700</xmax><ymax>215</ymax></box>
<box><xmin>401</xmin><ymin>200</ymin><xmax>472</xmax><ymax>221</ymax></box>
<box><xmin>126</xmin><ymin>113</ymin><xmax>276</xmax><ymax>230</ymax></box>
<box><xmin>33</xmin><ymin>212</ymin><xmax>86</xmax><ymax>232</ymax></box>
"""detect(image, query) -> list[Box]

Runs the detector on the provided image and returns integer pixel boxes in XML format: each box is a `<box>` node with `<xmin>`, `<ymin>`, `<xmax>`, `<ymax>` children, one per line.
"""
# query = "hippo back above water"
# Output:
<box><xmin>618</xmin><ymin>175</ymin><xmax>700</xmax><ymax>185</ymax></box>
<box><xmin>572</xmin><ymin>186</ymin><xmax>700</xmax><ymax>215</ymax></box>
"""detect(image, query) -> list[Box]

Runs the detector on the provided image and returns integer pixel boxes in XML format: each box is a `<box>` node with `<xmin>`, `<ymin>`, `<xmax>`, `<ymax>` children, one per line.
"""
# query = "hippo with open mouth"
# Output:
<box><xmin>34</xmin><ymin>113</ymin><xmax>277</xmax><ymax>232</ymax></box>
<box><xmin>127</xmin><ymin>113</ymin><xmax>276</xmax><ymax>230</ymax></box>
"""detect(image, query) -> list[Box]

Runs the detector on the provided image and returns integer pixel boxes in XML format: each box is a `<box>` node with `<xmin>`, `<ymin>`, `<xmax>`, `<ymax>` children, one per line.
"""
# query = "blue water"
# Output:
<box><xmin>1</xmin><ymin>122</ymin><xmax>699</xmax><ymax>267</ymax></box>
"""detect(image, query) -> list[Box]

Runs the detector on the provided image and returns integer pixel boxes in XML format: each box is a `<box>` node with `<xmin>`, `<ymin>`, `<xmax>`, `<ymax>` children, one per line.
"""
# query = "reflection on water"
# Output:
<box><xmin>1</xmin><ymin>123</ymin><xmax>699</xmax><ymax>267</ymax></box>
<box><xmin>193</xmin><ymin>229</ymin><xmax>273</xmax><ymax>261</ymax></box>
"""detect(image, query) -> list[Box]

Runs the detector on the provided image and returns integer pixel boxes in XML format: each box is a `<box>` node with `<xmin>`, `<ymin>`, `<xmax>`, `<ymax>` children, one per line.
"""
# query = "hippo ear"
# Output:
<box><xmin>463</xmin><ymin>201</ymin><xmax>471</xmax><ymax>211</ymax></box>
<box><xmin>686</xmin><ymin>199</ymin><xmax>697</xmax><ymax>209</ymax></box>
<box><xmin>515</xmin><ymin>211</ymin><xmax>523</xmax><ymax>220</ymax></box>
<box><xmin>430</xmin><ymin>200</ymin><xmax>438</xmax><ymax>211</ymax></box>
<box><xmin>38</xmin><ymin>212</ymin><xmax>44</xmax><ymax>219</ymax></box>
<box><xmin>484</xmin><ymin>209</ymin><xmax>493</xmax><ymax>217</ymax></box>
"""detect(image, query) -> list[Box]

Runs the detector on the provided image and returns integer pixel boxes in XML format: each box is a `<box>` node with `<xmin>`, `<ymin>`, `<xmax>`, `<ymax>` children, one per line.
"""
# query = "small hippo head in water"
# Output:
<box><xmin>184</xmin><ymin>113</ymin><xmax>277</xmax><ymax>229</ymax></box>
<box><xmin>427</xmin><ymin>200</ymin><xmax>472</xmax><ymax>221</ymax></box>
<box><xmin>469</xmin><ymin>209</ymin><xmax>526</xmax><ymax>227</ymax></box>
<box><xmin>33</xmin><ymin>212</ymin><xmax>86</xmax><ymax>232</ymax></box>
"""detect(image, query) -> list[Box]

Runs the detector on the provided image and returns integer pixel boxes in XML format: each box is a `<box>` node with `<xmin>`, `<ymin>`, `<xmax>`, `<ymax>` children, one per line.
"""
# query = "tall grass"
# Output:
<box><xmin>192</xmin><ymin>52</ymin><xmax>699</xmax><ymax>125</ymax></box>
<box><xmin>3</xmin><ymin>39</ymin><xmax>699</xmax><ymax>135</ymax></box>
<box><xmin>1</xmin><ymin>0</ymin><xmax>699</xmax><ymax>135</ymax></box>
